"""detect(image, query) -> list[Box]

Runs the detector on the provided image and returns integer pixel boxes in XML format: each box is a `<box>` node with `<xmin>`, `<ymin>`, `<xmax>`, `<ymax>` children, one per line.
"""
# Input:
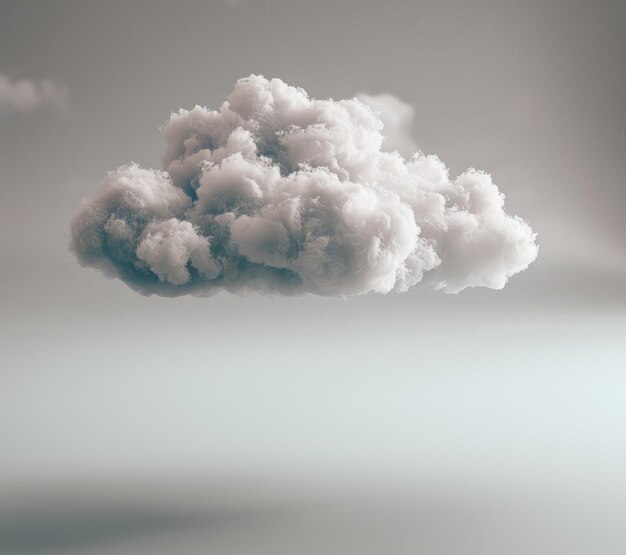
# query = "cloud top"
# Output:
<box><xmin>71</xmin><ymin>75</ymin><xmax>537</xmax><ymax>297</ymax></box>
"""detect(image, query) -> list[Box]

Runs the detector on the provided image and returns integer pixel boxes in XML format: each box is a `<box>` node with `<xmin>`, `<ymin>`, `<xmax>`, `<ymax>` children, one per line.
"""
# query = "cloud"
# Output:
<box><xmin>0</xmin><ymin>72</ymin><xmax>68</xmax><ymax>114</ymax></box>
<box><xmin>70</xmin><ymin>75</ymin><xmax>537</xmax><ymax>297</ymax></box>
<box><xmin>356</xmin><ymin>93</ymin><xmax>418</xmax><ymax>157</ymax></box>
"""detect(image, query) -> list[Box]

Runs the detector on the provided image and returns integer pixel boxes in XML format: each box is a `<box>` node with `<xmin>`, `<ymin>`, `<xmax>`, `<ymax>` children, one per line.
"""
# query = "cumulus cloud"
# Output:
<box><xmin>70</xmin><ymin>75</ymin><xmax>537</xmax><ymax>297</ymax></box>
<box><xmin>0</xmin><ymin>72</ymin><xmax>68</xmax><ymax>114</ymax></box>
<box><xmin>356</xmin><ymin>92</ymin><xmax>418</xmax><ymax>157</ymax></box>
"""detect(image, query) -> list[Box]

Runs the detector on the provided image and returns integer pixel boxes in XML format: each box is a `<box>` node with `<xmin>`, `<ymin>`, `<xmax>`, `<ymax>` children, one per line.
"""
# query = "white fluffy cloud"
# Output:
<box><xmin>71</xmin><ymin>75</ymin><xmax>537</xmax><ymax>297</ymax></box>
<box><xmin>0</xmin><ymin>72</ymin><xmax>68</xmax><ymax>114</ymax></box>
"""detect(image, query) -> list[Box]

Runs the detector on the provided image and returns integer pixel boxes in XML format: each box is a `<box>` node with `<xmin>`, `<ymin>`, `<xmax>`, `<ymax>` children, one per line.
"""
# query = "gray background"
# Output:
<box><xmin>1</xmin><ymin>1</ymin><xmax>625</xmax><ymax>553</ymax></box>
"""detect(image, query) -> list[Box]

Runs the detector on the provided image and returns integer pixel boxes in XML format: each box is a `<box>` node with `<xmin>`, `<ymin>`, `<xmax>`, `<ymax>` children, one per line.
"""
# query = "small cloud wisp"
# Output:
<box><xmin>0</xmin><ymin>72</ymin><xmax>68</xmax><ymax>114</ymax></box>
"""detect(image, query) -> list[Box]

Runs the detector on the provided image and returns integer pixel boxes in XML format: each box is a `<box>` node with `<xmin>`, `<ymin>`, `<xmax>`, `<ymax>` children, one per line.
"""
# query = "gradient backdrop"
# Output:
<box><xmin>1</xmin><ymin>1</ymin><xmax>625</xmax><ymax>553</ymax></box>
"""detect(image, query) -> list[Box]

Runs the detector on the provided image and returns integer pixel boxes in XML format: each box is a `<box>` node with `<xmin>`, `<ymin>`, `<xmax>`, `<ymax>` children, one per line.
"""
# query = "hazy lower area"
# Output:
<box><xmin>2</xmin><ymin>292</ymin><xmax>625</xmax><ymax>554</ymax></box>
<box><xmin>1</xmin><ymin>0</ymin><xmax>625</xmax><ymax>553</ymax></box>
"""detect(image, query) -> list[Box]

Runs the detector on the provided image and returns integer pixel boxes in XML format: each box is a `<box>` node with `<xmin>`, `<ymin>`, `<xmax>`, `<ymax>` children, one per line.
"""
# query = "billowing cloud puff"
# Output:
<box><xmin>70</xmin><ymin>75</ymin><xmax>537</xmax><ymax>297</ymax></box>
